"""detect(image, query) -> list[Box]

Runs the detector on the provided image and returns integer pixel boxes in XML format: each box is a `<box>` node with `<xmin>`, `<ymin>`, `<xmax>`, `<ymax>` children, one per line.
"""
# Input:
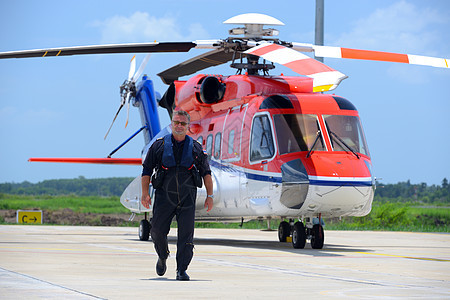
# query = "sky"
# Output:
<box><xmin>0</xmin><ymin>0</ymin><xmax>449</xmax><ymax>185</ymax></box>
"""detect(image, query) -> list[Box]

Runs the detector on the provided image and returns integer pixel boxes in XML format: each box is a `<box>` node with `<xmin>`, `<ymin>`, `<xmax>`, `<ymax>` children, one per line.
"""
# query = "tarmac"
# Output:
<box><xmin>0</xmin><ymin>225</ymin><xmax>449</xmax><ymax>299</ymax></box>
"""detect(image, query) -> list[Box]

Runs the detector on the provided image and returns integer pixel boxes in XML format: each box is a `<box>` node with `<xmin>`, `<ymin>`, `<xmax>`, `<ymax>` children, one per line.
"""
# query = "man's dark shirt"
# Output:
<box><xmin>142</xmin><ymin>135</ymin><xmax>211</xmax><ymax>178</ymax></box>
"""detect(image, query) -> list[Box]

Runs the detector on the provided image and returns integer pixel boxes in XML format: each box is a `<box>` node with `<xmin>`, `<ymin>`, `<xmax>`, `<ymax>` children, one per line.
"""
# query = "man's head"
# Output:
<box><xmin>171</xmin><ymin>110</ymin><xmax>190</xmax><ymax>141</ymax></box>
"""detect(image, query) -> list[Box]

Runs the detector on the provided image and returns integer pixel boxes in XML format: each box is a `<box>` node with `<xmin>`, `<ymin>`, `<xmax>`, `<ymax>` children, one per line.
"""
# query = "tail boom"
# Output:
<box><xmin>28</xmin><ymin>157</ymin><xmax>142</xmax><ymax>165</ymax></box>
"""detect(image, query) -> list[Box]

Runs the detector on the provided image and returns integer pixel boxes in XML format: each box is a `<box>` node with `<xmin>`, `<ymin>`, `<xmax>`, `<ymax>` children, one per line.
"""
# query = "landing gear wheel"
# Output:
<box><xmin>139</xmin><ymin>219</ymin><xmax>151</xmax><ymax>241</ymax></box>
<box><xmin>292</xmin><ymin>222</ymin><xmax>306</xmax><ymax>249</ymax></box>
<box><xmin>311</xmin><ymin>224</ymin><xmax>324</xmax><ymax>249</ymax></box>
<box><xmin>278</xmin><ymin>221</ymin><xmax>290</xmax><ymax>242</ymax></box>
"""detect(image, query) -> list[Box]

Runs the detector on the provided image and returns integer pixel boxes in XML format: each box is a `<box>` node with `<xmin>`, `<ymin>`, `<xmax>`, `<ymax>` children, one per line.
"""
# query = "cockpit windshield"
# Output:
<box><xmin>273</xmin><ymin>114</ymin><xmax>326</xmax><ymax>154</ymax></box>
<box><xmin>323</xmin><ymin>115</ymin><xmax>369</xmax><ymax>156</ymax></box>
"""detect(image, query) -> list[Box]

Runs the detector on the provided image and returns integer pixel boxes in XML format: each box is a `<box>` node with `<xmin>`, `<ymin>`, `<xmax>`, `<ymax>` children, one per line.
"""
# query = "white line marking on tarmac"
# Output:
<box><xmin>0</xmin><ymin>267</ymin><xmax>105</xmax><ymax>299</ymax></box>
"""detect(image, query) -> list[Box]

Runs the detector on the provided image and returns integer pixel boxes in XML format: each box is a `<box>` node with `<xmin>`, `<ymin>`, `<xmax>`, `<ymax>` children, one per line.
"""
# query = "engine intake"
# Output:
<box><xmin>198</xmin><ymin>76</ymin><xmax>226</xmax><ymax>104</ymax></box>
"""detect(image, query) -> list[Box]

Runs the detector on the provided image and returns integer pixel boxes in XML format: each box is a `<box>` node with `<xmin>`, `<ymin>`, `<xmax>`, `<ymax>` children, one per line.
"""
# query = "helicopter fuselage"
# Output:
<box><xmin>123</xmin><ymin>73</ymin><xmax>375</xmax><ymax>224</ymax></box>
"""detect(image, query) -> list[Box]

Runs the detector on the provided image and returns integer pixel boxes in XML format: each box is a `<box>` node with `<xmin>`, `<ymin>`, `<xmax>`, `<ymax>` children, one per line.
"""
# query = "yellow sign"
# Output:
<box><xmin>16</xmin><ymin>210</ymin><xmax>42</xmax><ymax>224</ymax></box>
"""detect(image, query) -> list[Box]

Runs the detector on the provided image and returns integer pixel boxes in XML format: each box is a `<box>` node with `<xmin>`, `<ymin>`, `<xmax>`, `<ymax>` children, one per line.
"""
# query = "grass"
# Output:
<box><xmin>326</xmin><ymin>202</ymin><xmax>449</xmax><ymax>232</ymax></box>
<box><xmin>0</xmin><ymin>193</ymin><xmax>128</xmax><ymax>214</ymax></box>
<box><xmin>0</xmin><ymin>193</ymin><xmax>448</xmax><ymax>232</ymax></box>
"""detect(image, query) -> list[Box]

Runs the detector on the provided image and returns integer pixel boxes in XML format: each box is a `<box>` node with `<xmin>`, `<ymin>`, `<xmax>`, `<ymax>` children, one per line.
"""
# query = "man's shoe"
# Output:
<box><xmin>156</xmin><ymin>258</ymin><xmax>167</xmax><ymax>276</ymax></box>
<box><xmin>176</xmin><ymin>270</ymin><xmax>190</xmax><ymax>281</ymax></box>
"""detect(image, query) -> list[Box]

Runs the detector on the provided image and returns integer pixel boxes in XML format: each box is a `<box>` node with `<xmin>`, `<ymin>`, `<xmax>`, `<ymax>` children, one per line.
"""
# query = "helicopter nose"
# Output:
<box><xmin>280</xmin><ymin>159</ymin><xmax>309</xmax><ymax>209</ymax></box>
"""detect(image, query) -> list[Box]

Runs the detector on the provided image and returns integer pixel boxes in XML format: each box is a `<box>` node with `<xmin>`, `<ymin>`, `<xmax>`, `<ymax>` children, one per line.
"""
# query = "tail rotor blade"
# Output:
<box><xmin>132</xmin><ymin>54</ymin><xmax>151</xmax><ymax>82</ymax></box>
<box><xmin>124</xmin><ymin>93</ymin><xmax>131</xmax><ymax>128</ymax></box>
<box><xmin>107</xmin><ymin>54</ymin><xmax>150</xmax><ymax>137</ymax></box>
<box><xmin>104</xmin><ymin>104</ymin><xmax>124</xmax><ymax>140</ymax></box>
<box><xmin>128</xmin><ymin>55</ymin><xmax>136</xmax><ymax>80</ymax></box>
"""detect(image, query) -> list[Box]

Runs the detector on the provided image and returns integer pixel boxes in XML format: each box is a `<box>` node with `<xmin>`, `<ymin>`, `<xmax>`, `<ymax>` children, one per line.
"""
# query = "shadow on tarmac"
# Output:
<box><xmin>142</xmin><ymin>278</ymin><xmax>212</xmax><ymax>282</ymax></box>
<box><xmin>128</xmin><ymin>235</ymin><xmax>372</xmax><ymax>257</ymax></box>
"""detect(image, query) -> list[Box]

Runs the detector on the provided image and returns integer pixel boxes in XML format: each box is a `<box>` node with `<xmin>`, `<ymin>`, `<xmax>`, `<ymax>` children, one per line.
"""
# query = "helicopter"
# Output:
<box><xmin>0</xmin><ymin>12</ymin><xmax>448</xmax><ymax>249</ymax></box>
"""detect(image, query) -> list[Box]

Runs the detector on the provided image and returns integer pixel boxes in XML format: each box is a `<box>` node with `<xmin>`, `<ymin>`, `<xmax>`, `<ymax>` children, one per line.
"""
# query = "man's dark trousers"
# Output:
<box><xmin>150</xmin><ymin>169</ymin><xmax>196</xmax><ymax>272</ymax></box>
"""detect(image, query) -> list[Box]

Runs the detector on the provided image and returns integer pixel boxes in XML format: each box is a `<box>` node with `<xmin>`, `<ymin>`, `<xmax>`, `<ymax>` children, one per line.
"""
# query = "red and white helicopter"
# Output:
<box><xmin>1</xmin><ymin>13</ymin><xmax>448</xmax><ymax>249</ymax></box>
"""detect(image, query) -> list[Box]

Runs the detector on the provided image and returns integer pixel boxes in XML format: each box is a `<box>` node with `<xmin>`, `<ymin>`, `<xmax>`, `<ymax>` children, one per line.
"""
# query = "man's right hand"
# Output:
<box><xmin>141</xmin><ymin>175</ymin><xmax>152</xmax><ymax>209</ymax></box>
<box><xmin>142</xmin><ymin>194</ymin><xmax>151</xmax><ymax>209</ymax></box>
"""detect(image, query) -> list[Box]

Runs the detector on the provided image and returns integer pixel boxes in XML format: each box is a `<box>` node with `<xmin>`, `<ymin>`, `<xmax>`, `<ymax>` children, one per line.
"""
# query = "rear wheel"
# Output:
<box><xmin>292</xmin><ymin>222</ymin><xmax>306</xmax><ymax>249</ymax></box>
<box><xmin>310</xmin><ymin>224</ymin><xmax>324</xmax><ymax>249</ymax></box>
<box><xmin>139</xmin><ymin>219</ymin><xmax>151</xmax><ymax>241</ymax></box>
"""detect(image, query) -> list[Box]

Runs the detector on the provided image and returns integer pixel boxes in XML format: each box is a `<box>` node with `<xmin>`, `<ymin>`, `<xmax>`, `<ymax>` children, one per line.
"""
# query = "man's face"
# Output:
<box><xmin>171</xmin><ymin>114</ymin><xmax>189</xmax><ymax>137</ymax></box>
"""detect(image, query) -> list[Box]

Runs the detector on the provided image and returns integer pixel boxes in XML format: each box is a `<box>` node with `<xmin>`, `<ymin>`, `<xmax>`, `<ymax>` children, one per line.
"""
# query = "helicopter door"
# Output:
<box><xmin>222</xmin><ymin>106</ymin><xmax>246</xmax><ymax>161</ymax></box>
<box><xmin>222</xmin><ymin>105</ymin><xmax>247</xmax><ymax>205</ymax></box>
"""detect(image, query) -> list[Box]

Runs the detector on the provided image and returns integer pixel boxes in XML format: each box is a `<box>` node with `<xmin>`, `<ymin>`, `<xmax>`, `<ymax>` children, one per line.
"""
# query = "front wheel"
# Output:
<box><xmin>139</xmin><ymin>219</ymin><xmax>151</xmax><ymax>241</ymax></box>
<box><xmin>278</xmin><ymin>221</ymin><xmax>290</xmax><ymax>242</ymax></box>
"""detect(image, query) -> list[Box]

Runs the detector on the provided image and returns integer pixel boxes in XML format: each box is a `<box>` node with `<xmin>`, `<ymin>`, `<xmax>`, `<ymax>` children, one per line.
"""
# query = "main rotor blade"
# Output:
<box><xmin>0</xmin><ymin>42</ymin><xmax>196</xmax><ymax>59</ymax></box>
<box><xmin>290</xmin><ymin>43</ymin><xmax>449</xmax><ymax>69</ymax></box>
<box><xmin>157</xmin><ymin>49</ymin><xmax>235</xmax><ymax>84</ymax></box>
<box><xmin>313</xmin><ymin>45</ymin><xmax>449</xmax><ymax>68</ymax></box>
<box><xmin>245</xmin><ymin>43</ymin><xmax>347</xmax><ymax>92</ymax></box>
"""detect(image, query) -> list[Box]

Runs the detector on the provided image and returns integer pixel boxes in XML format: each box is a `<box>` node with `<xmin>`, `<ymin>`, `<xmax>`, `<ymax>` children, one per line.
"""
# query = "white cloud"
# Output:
<box><xmin>332</xmin><ymin>1</ymin><xmax>447</xmax><ymax>55</ymax></box>
<box><xmin>92</xmin><ymin>12</ymin><xmax>209</xmax><ymax>43</ymax></box>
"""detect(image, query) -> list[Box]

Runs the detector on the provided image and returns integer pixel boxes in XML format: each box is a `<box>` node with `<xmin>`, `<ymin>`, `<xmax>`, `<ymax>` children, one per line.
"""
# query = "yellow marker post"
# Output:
<box><xmin>16</xmin><ymin>210</ymin><xmax>43</xmax><ymax>224</ymax></box>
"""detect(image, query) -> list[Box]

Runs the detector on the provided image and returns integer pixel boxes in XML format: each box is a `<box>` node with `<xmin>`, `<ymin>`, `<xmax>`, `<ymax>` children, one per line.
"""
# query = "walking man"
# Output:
<box><xmin>141</xmin><ymin>110</ymin><xmax>213</xmax><ymax>281</ymax></box>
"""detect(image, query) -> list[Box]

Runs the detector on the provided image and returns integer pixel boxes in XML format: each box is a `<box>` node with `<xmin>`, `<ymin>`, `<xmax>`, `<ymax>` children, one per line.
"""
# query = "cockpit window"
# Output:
<box><xmin>250</xmin><ymin>115</ymin><xmax>275</xmax><ymax>161</ymax></box>
<box><xmin>273</xmin><ymin>114</ymin><xmax>325</xmax><ymax>154</ymax></box>
<box><xmin>323</xmin><ymin>115</ymin><xmax>369</xmax><ymax>156</ymax></box>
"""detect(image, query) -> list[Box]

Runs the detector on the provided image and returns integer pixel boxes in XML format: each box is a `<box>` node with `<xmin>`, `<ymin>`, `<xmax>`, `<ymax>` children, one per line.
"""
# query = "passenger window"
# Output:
<box><xmin>228</xmin><ymin>130</ymin><xmax>235</xmax><ymax>155</ymax></box>
<box><xmin>206</xmin><ymin>134</ymin><xmax>213</xmax><ymax>158</ymax></box>
<box><xmin>250</xmin><ymin>115</ymin><xmax>275</xmax><ymax>162</ymax></box>
<box><xmin>214</xmin><ymin>132</ymin><xmax>222</xmax><ymax>159</ymax></box>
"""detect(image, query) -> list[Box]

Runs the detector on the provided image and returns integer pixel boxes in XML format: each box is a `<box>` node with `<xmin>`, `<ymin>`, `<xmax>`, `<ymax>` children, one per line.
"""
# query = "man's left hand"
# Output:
<box><xmin>204</xmin><ymin>197</ymin><xmax>213</xmax><ymax>212</ymax></box>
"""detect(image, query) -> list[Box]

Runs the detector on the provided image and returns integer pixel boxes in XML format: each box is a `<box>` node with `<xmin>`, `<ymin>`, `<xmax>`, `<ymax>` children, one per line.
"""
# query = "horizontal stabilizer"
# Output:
<box><xmin>28</xmin><ymin>157</ymin><xmax>142</xmax><ymax>165</ymax></box>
